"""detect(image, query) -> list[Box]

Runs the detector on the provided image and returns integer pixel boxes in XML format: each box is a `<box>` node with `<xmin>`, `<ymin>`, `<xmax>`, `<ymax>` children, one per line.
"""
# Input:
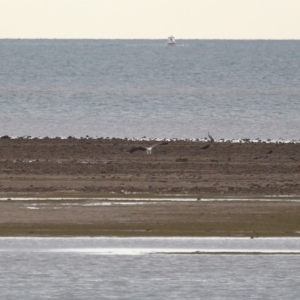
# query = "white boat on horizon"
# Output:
<box><xmin>167</xmin><ymin>36</ymin><xmax>176</xmax><ymax>45</ymax></box>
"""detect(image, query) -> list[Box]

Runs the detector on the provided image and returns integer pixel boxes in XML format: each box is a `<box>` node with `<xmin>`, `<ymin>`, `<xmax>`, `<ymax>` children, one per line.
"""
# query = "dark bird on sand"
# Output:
<box><xmin>129</xmin><ymin>142</ymin><xmax>168</xmax><ymax>155</ymax></box>
<box><xmin>201</xmin><ymin>144</ymin><xmax>211</xmax><ymax>150</ymax></box>
<box><xmin>266</xmin><ymin>150</ymin><xmax>273</xmax><ymax>154</ymax></box>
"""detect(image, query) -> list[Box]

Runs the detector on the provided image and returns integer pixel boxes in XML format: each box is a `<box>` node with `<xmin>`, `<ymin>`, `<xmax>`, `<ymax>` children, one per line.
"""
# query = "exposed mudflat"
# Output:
<box><xmin>1</xmin><ymin>137</ymin><xmax>300</xmax><ymax>195</ymax></box>
<box><xmin>1</xmin><ymin>137</ymin><xmax>300</xmax><ymax>237</ymax></box>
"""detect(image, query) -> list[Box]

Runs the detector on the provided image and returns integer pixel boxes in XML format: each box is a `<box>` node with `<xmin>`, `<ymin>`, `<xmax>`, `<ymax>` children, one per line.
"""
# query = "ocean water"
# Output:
<box><xmin>1</xmin><ymin>237</ymin><xmax>300</xmax><ymax>299</ymax></box>
<box><xmin>1</xmin><ymin>39</ymin><xmax>300</xmax><ymax>140</ymax></box>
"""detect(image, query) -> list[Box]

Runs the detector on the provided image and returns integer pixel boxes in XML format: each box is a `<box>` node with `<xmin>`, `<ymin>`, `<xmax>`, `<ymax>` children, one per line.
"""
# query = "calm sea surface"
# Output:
<box><xmin>1</xmin><ymin>39</ymin><xmax>300</xmax><ymax>140</ymax></box>
<box><xmin>1</xmin><ymin>237</ymin><xmax>300</xmax><ymax>299</ymax></box>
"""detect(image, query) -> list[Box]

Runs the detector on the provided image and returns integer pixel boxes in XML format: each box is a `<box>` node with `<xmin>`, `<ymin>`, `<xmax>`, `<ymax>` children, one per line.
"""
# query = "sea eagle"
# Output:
<box><xmin>129</xmin><ymin>141</ymin><xmax>168</xmax><ymax>155</ymax></box>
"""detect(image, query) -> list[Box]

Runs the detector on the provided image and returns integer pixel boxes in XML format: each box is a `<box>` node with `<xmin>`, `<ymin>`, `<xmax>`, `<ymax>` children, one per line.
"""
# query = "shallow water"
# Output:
<box><xmin>1</xmin><ymin>237</ymin><xmax>300</xmax><ymax>299</ymax></box>
<box><xmin>1</xmin><ymin>39</ymin><xmax>300</xmax><ymax>140</ymax></box>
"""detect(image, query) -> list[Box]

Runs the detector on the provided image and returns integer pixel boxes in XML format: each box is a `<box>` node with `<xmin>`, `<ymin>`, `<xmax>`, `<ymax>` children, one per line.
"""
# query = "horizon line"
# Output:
<box><xmin>1</xmin><ymin>38</ymin><xmax>300</xmax><ymax>41</ymax></box>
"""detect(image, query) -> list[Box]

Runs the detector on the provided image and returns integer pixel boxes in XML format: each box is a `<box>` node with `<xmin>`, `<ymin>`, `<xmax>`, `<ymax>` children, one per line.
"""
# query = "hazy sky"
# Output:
<box><xmin>1</xmin><ymin>0</ymin><xmax>300</xmax><ymax>39</ymax></box>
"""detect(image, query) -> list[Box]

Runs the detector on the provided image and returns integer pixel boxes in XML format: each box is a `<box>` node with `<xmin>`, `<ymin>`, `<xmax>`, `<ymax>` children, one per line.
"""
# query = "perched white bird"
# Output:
<box><xmin>129</xmin><ymin>142</ymin><xmax>168</xmax><ymax>155</ymax></box>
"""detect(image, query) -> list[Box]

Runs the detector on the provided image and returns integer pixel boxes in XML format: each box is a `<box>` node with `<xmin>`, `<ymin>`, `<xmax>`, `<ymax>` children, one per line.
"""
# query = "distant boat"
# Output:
<box><xmin>167</xmin><ymin>36</ymin><xmax>176</xmax><ymax>45</ymax></box>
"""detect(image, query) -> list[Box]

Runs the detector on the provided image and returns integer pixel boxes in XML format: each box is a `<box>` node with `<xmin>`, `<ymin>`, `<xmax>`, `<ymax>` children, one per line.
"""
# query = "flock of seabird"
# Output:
<box><xmin>128</xmin><ymin>132</ymin><xmax>214</xmax><ymax>155</ymax></box>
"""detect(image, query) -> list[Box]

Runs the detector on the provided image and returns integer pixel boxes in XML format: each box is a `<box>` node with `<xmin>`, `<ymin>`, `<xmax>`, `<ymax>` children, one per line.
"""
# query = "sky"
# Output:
<box><xmin>1</xmin><ymin>0</ymin><xmax>300</xmax><ymax>39</ymax></box>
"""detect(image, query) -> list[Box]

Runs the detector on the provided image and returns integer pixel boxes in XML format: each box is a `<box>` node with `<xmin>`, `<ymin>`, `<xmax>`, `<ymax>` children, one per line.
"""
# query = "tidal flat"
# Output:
<box><xmin>1</xmin><ymin>138</ymin><xmax>300</xmax><ymax>237</ymax></box>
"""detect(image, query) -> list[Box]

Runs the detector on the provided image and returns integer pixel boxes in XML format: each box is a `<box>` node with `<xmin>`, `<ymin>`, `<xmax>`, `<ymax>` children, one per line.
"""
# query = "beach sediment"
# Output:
<box><xmin>0</xmin><ymin>137</ymin><xmax>300</xmax><ymax>236</ymax></box>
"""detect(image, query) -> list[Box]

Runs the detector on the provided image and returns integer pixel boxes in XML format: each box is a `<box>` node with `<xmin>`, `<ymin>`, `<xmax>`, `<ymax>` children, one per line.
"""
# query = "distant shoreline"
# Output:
<box><xmin>1</xmin><ymin>135</ymin><xmax>300</xmax><ymax>144</ymax></box>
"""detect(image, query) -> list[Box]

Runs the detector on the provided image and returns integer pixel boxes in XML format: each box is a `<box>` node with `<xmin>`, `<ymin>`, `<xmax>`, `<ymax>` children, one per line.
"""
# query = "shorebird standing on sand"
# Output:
<box><xmin>128</xmin><ymin>141</ymin><xmax>168</xmax><ymax>155</ymax></box>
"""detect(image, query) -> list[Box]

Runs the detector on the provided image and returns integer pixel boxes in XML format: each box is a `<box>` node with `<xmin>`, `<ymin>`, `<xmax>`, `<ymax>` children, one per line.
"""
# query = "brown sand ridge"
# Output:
<box><xmin>0</xmin><ymin>137</ymin><xmax>300</xmax><ymax>237</ymax></box>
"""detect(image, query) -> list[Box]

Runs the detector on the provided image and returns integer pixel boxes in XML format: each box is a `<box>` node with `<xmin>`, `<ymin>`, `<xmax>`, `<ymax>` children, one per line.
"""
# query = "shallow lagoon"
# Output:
<box><xmin>1</xmin><ymin>237</ymin><xmax>300</xmax><ymax>299</ymax></box>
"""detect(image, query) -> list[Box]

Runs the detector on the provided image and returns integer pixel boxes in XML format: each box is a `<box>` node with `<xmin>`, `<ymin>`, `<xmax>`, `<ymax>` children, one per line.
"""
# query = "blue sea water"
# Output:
<box><xmin>0</xmin><ymin>39</ymin><xmax>300</xmax><ymax>140</ymax></box>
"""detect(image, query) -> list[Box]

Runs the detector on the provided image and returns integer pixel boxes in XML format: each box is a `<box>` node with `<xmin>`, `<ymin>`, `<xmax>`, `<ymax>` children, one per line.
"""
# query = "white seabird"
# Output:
<box><xmin>129</xmin><ymin>142</ymin><xmax>168</xmax><ymax>155</ymax></box>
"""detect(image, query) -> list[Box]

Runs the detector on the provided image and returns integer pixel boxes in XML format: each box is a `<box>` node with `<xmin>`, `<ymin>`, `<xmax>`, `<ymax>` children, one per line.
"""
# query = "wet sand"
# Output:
<box><xmin>1</xmin><ymin>137</ymin><xmax>300</xmax><ymax>237</ymax></box>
